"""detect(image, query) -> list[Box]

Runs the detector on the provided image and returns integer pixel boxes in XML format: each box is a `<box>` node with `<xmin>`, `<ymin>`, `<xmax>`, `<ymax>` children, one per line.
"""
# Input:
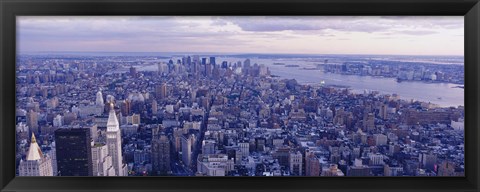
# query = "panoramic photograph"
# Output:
<box><xmin>15</xmin><ymin>16</ymin><xmax>464</xmax><ymax>176</ymax></box>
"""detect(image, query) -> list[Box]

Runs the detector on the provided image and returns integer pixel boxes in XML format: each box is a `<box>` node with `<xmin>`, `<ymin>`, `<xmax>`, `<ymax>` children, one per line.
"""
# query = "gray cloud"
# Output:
<box><xmin>214</xmin><ymin>16</ymin><xmax>391</xmax><ymax>33</ymax></box>
<box><xmin>212</xmin><ymin>16</ymin><xmax>463</xmax><ymax>35</ymax></box>
<box><xmin>397</xmin><ymin>30</ymin><xmax>437</xmax><ymax>35</ymax></box>
<box><xmin>17</xmin><ymin>16</ymin><xmax>463</xmax><ymax>55</ymax></box>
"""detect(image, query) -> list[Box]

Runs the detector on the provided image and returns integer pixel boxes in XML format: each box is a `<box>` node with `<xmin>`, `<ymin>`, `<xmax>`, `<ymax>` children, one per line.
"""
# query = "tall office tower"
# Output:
<box><xmin>212</xmin><ymin>65</ymin><xmax>220</xmax><ymax>80</ymax></box>
<box><xmin>48</xmin><ymin>142</ymin><xmax>58</xmax><ymax>176</ymax></box>
<box><xmin>363</xmin><ymin>113</ymin><xmax>375</xmax><ymax>131</ymax></box>
<box><xmin>55</xmin><ymin>128</ymin><xmax>93</xmax><ymax>176</ymax></box>
<box><xmin>129</xmin><ymin>66</ymin><xmax>137</xmax><ymax>77</ymax></box>
<box><xmin>242</xmin><ymin>59</ymin><xmax>251</xmax><ymax>75</ymax></box>
<box><xmin>160</xmin><ymin>83</ymin><xmax>167</xmax><ymax>99</ymax></box>
<box><xmin>205</xmin><ymin>63</ymin><xmax>212</xmax><ymax>77</ymax></box>
<box><xmin>289</xmin><ymin>151</ymin><xmax>303</xmax><ymax>176</ymax></box>
<box><xmin>26</xmin><ymin>110</ymin><xmax>38</xmax><ymax>136</ymax></box>
<box><xmin>156</xmin><ymin>83</ymin><xmax>168</xmax><ymax>100</ymax></box>
<box><xmin>151</xmin><ymin>99</ymin><xmax>158</xmax><ymax>115</ymax></box>
<box><xmin>96</xmin><ymin>90</ymin><xmax>104</xmax><ymax>107</ymax></box>
<box><xmin>238</xmin><ymin>142</ymin><xmax>249</xmax><ymax>157</ymax></box>
<box><xmin>106</xmin><ymin>103</ymin><xmax>125</xmax><ymax>176</ymax></box>
<box><xmin>155</xmin><ymin>85</ymin><xmax>162</xmax><ymax>100</ymax></box>
<box><xmin>19</xmin><ymin>134</ymin><xmax>54</xmax><ymax>176</ymax></box>
<box><xmin>181</xmin><ymin>134</ymin><xmax>193</xmax><ymax>168</ymax></box>
<box><xmin>305</xmin><ymin>149</ymin><xmax>320</xmax><ymax>176</ymax></box>
<box><xmin>187</xmin><ymin>56</ymin><xmax>192</xmax><ymax>66</ymax></box>
<box><xmin>152</xmin><ymin>134</ymin><xmax>171</xmax><ymax>175</ymax></box>
<box><xmin>379</xmin><ymin>104</ymin><xmax>388</xmax><ymax>119</ymax></box>
<box><xmin>173</xmin><ymin>128</ymin><xmax>183</xmax><ymax>153</ymax></box>
<box><xmin>192</xmin><ymin>61</ymin><xmax>198</xmax><ymax>75</ymax></box>
<box><xmin>209</xmin><ymin>56</ymin><xmax>216</xmax><ymax>65</ymax></box>
<box><xmin>120</xmin><ymin>99</ymin><xmax>131</xmax><ymax>116</ymax></box>
<box><xmin>157</xmin><ymin>62</ymin><xmax>167</xmax><ymax>75</ymax></box>
<box><xmin>243</xmin><ymin>59</ymin><xmax>251</xmax><ymax>68</ymax></box>
<box><xmin>221</xmin><ymin>61</ymin><xmax>228</xmax><ymax>69</ymax></box>
<box><xmin>91</xmin><ymin>143</ymin><xmax>115</xmax><ymax>176</ymax></box>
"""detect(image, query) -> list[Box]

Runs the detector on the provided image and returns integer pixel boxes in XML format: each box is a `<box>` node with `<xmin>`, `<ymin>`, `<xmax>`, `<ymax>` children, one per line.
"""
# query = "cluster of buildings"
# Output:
<box><xmin>15</xmin><ymin>54</ymin><xmax>464</xmax><ymax>177</ymax></box>
<box><xmin>323</xmin><ymin>60</ymin><xmax>464</xmax><ymax>84</ymax></box>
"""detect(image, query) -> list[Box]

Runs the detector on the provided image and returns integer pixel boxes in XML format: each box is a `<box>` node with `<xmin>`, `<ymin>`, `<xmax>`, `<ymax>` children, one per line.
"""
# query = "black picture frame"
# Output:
<box><xmin>1</xmin><ymin>0</ymin><xmax>479</xmax><ymax>192</ymax></box>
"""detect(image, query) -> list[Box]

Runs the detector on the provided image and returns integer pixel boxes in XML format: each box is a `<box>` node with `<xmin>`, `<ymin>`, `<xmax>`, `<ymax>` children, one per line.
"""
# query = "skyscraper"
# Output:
<box><xmin>96</xmin><ymin>90</ymin><xmax>104</xmax><ymax>107</ymax></box>
<box><xmin>129</xmin><ymin>66</ymin><xmax>137</xmax><ymax>77</ymax></box>
<box><xmin>305</xmin><ymin>149</ymin><xmax>320</xmax><ymax>176</ymax></box>
<box><xmin>152</xmin><ymin>134</ymin><xmax>171</xmax><ymax>175</ymax></box>
<box><xmin>106</xmin><ymin>103</ymin><xmax>125</xmax><ymax>176</ymax></box>
<box><xmin>181</xmin><ymin>134</ymin><xmax>193</xmax><ymax>168</ymax></box>
<box><xmin>19</xmin><ymin>134</ymin><xmax>54</xmax><ymax>176</ymax></box>
<box><xmin>289</xmin><ymin>151</ymin><xmax>303</xmax><ymax>176</ymax></box>
<box><xmin>209</xmin><ymin>56</ymin><xmax>216</xmax><ymax>65</ymax></box>
<box><xmin>91</xmin><ymin>143</ymin><xmax>115</xmax><ymax>176</ymax></box>
<box><xmin>205</xmin><ymin>63</ymin><xmax>212</xmax><ymax>77</ymax></box>
<box><xmin>55</xmin><ymin>128</ymin><xmax>93</xmax><ymax>176</ymax></box>
<box><xmin>151</xmin><ymin>99</ymin><xmax>158</xmax><ymax>115</ymax></box>
<box><xmin>26</xmin><ymin>110</ymin><xmax>38</xmax><ymax>136</ymax></box>
<box><xmin>155</xmin><ymin>83</ymin><xmax>168</xmax><ymax>100</ymax></box>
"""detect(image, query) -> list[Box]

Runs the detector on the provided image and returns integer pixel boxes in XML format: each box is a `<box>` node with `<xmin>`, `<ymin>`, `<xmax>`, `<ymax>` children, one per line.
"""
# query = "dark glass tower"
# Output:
<box><xmin>151</xmin><ymin>134</ymin><xmax>171</xmax><ymax>175</ymax></box>
<box><xmin>55</xmin><ymin>128</ymin><xmax>93</xmax><ymax>176</ymax></box>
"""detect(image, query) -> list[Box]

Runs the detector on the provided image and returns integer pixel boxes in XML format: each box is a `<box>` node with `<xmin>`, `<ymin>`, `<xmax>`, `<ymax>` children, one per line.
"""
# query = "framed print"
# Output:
<box><xmin>1</xmin><ymin>0</ymin><xmax>479</xmax><ymax>192</ymax></box>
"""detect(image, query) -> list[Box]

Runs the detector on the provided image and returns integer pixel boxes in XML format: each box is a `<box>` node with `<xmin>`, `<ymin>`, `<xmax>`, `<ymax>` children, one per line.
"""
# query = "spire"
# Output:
<box><xmin>107</xmin><ymin>102</ymin><xmax>119</xmax><ymax>132</ymax></box>
<box><xmin>26</xmin><ymin>133</ymin><xmax>43</xmax><ymax>161</ymax></box>
<box><xmin>31</xmin><ymin>133</ymin><xmax>37</xmax><ymax>143</ymax></box>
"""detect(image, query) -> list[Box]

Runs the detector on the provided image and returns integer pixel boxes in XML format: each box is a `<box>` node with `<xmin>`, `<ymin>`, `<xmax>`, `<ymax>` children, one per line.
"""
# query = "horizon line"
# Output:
<box><xmin>18</xmin><ymin>51</ymin><xmax>464</xmax><ymax>57</ymax></box>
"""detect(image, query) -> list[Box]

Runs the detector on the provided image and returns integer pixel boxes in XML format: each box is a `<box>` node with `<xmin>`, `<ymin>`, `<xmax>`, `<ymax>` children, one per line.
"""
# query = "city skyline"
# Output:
<box><xmin>16</xmin><ymin>53</ymin><xmax>465</xmax><ymax>176</ymax></box>
<box><xmin>15</xmin><ymin>16</ymin><xmax>464</xmax><ymax>177</ymax></box>
<box><xmin>17</xmin><ymin>16</ymin><xmax>464</xmax><ymax>56</ymax></box>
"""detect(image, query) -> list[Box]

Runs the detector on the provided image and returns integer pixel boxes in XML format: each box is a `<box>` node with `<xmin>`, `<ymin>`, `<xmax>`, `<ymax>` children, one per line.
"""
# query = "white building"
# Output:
<box><xmin>373</xmin><ymin>134</ymin><xmax>388</xmax><ymax>146</ymax></box>
<box><xmin>96</xmin><ymin>90</ymin><xmax>105</xmax><ymax>106</ymax></box>
<box><xmin>47</xmin><ymin>142</ymin><xmax>58</xmax><ymax>176</ymax></box>
<box><xmin>368</xmin><ymin>153</ymin><xmax>385</xmax><ymax>166</ymax></box>
<box><xmin>106</xmin><ymin>103</ymin><xmax>125</xmax><ymax>176</ymax></box>
<box><xmin>451</xmin><ymin>118</ymin><xmax>464</xmax><ymax>131</ymax></box>
<box><xmin>289</xmin><ymin>151</ymin><xmax>303</xmax><ymax>176</ymax></box>
<box><xmin>91</xmin><ymin>143</ymin><xmax>116</xmax><ymax>176</ymax></box>
<box><xmin>238</xmin><ymin>142</ymin><xmax>249</xmax><ymax>158</ymax></box>
<box><xmin>53</xmin><ymin>114</ymin><xmax>64</xmax><ymax>127</ymax></box>
<box><xmin>196</xmin><ymin>154</ymin><xmax>234</xmax><ymax>176</ymax></box>
<box><xmin>18</xmin><ymin>134</ymin><xmax>53</xmax><ymax>176</ymax></box>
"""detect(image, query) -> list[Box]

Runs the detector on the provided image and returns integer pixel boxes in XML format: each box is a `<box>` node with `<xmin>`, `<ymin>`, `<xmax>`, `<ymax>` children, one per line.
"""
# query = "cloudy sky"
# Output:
<box><xmin>17</xmin><ymin>16</ymin><xmax>464</xmax><ymax>56</ymax></box>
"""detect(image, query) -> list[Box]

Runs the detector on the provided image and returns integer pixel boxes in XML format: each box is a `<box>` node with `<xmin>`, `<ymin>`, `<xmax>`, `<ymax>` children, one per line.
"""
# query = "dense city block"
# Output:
<box><xmin>16</xmin><ymin>54</ymin><xmax>464</xmax><ymax>177</ymax></box>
